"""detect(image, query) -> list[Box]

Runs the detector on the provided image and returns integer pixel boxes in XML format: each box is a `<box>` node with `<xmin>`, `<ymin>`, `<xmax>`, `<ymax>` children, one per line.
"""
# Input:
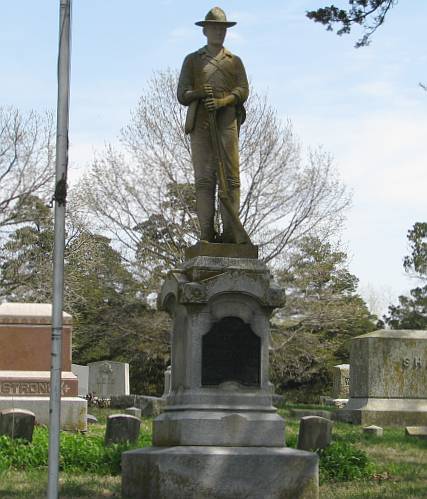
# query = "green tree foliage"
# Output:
<box><xmin>307</xmin><ymin>0</ymin><xmax>398</xmax><ymax>47</ymax></box>
<box><xmin>384</xmin><ymin>222</ymin><xmax>427</xmax><ymax>329</ymax></box>
<box><xmin>0</xmin><ymin>196</ymin><xmax>170</xmax><ymax>395</ymax></box>
<box><xmin>403</xmin><ymin>222</ymin><xmax>427</xmax><ymax>278</ymax></box>
<box><xmin>385</xmin><ymin>287</ymin><xmax>427</xmax><ymax>329</ymax></box>
<box><xmin>0</xmin><ymin>196</ymin><xmax>54</xmax><ymax>301</ymax></box>
<box><xmin>271</xmin><ymin>236</ymin><xmax>376</xmax><ymax>400</ymax></box>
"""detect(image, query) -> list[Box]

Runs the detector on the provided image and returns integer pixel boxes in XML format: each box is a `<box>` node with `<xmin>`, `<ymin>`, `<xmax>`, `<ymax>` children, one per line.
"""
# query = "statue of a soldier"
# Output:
<box><xmin>177</xmin><ymin>7</ymin><xmax>250</xmax><ymax>244</ymax></box>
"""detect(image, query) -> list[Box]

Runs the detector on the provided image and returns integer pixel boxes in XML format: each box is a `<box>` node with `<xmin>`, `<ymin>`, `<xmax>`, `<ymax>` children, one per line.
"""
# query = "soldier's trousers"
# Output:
<box><xmin>190</xmin><ymin>105</ymin><xmax>240</xmax><ymax>242</ymax></box>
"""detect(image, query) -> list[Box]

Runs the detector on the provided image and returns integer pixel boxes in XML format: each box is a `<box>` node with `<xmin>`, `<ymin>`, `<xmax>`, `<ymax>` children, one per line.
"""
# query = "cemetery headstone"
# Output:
<box><xmin>105</xmin><ymin>414</ymin><xmax>140</xmax><ymax>445</ymax></box>
<box><xmin>337</xmin><ymin>330</ymin><xmax>427</xmax><ymax>426</ymax></box>
<box><xmin>290</xmin><ymin>408</ymin><xmax>333</xmax><ymax>420</ymax></box>
<box><xmin>87</xmin><ymin>414</ymin><xmax>98</xmax><ymax>424</ymax></box>
<box><xmin>110</xmin><ymin>394</ymin><xmax>166</xmax><ymax>417</ymax></box>
<box><xmin>125</xmin><ymin>407</ymin><xmax>142</xmax><ymax>418</ymax></box>
<box><xmin>405</xmin><ymin>426</ymin><xmax>427</xmax><ymax>440</ymax></box>
<box><xmin>162</xmin><ymin>365</ymin><xmax>171</xmax><ymax>398</ymax></box>
<box><xmin>297</xmin><ymin>415</ymin><xmax>333</xmax><ymax>451</ymax></box>
<box><xmin>332</xmin><ymin>364</ymin><xmax>350</xmax><ymax>399</ymax></box>
<box><xmin>0</xmin><ymin>408</ymin><xmax>35</xmax><ymax>442</ymax></box>
<box><xmin>363</xmin><ymin>425</ymin><xmax>383</xmax><ymax>437</ymax></box>
<box><xmin>88</xmin><ymin>360</ymin><xmax>129</xmax><ymax>398</ymax></box>
<box><xmin>71</xmin><ymin>364</ymin><xmax>89</xmax><ymax>397</ymax></box>
<box><xmin>0</xmin><ymin>303</ymin><xmax>87</xmax><ymax>430</ymax></box>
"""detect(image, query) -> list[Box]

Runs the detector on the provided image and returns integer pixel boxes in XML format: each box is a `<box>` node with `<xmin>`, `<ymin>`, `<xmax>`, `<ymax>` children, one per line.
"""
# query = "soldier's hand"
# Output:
<box><xmin>203</xmin><ymin>84</ymin><xmax>213</xmax><ymax>98</ymax></box>
<box><xmin>204</xmin><ymin>97</ymin><xmax>219</xmax><ymax>111</ymax></box>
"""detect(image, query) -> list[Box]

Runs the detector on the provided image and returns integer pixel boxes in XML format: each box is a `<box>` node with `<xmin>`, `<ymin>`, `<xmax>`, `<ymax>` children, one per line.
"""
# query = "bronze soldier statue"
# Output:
<box><xmin>177</xmin><ymin>7</ymin><xmax>250</xmax><ymax>244</ymax></box>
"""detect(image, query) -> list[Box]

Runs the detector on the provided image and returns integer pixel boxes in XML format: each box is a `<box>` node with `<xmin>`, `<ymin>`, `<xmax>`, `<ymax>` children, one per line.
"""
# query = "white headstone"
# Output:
<box><xmin>162</xmin><ymin>365</ymin><xmax>171</xmax><ymax>398</ymax></box>
<box><xmin>88</xmin><ymin>361</ymin><xmax>129</xmax><ymax>397</ymax></box>
<box><xmin>71</xmin><ymin>364</ymin><xmax>89</xmax><ymax>396</ymax></box>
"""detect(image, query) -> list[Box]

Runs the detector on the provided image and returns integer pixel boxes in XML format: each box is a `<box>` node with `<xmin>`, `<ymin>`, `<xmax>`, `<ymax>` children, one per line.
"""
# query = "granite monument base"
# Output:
<box><xmin>153</xmin><ymin>409</ymin><xmax>285</xmax><ymax>447</ymax></box>
<box><xmin>336</xmin><ymin>330</ymin><xmax>427</xmax><ymax>427</ymax></box>
<box><xmin>0</xmin><ymin>396</ymin><xmax>87</xmax><ymax>431</ymax></box>
<box><xmin>122</xmin><ymin>446</ymin><xmax>319</xmax><ymax>499</ymax></box>
<box><xmin>336</xmin><ymin>397</ymin><xmax>427</xmax><ymax>426</ymax></box>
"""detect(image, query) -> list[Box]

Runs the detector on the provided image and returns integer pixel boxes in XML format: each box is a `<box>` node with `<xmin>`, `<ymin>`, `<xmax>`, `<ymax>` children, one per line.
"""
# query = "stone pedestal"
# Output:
<box><xmin>337</xmin><ymin>330</ymin><xmax>427</xmax><ymax>426</ymax></box>
<box><xmin>0</xmin><ymin>303</ymin><xmax>87</xmax><ymax>431</ymax></box>
<box><xmin>122</xmin><ymin>446</ymin><xmax>318</xmax><ymax>499</ymax></box>
<box><xmin>122</xmin><ymin>253</ymin><xmax>319</xmax><ymax>498</ymax></box>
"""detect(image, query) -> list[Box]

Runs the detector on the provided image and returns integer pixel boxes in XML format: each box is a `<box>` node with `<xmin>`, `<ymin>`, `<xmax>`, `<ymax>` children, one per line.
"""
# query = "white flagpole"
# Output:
<box><xmin>47</xmin><ymin>1</ymin><xmax>72</xmax><ymax>497</ymax></box>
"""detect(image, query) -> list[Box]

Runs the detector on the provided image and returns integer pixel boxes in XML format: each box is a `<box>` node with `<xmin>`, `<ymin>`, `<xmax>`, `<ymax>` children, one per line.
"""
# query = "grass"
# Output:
<box><xmin>1</xmin><ymin>406</ymin><xmax>426</xmax><ymax>497</ymax></box>
<box><xmin>279</xmin><ymin>406</ymin><xmax>427</xmax><ymax>498</ymax></box>
<box><xmin>0</xmin><ymin>412</ymin><xmax>152</xmax><ymax>498</ymax></box>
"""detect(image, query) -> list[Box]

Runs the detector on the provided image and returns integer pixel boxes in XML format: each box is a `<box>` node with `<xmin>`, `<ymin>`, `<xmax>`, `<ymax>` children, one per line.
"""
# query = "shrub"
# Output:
<box><xmin>318</xmin><ymin>440</ymin><xmax>375</xmax><ymax>483</ymax></box>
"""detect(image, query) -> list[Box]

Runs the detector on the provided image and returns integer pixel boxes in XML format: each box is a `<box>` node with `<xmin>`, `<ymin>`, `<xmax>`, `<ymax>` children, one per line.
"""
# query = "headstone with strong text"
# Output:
<box><xmin>0</xmin><ymin>303</ymin><xmax>87</xmax><ymax>430</ymax></box>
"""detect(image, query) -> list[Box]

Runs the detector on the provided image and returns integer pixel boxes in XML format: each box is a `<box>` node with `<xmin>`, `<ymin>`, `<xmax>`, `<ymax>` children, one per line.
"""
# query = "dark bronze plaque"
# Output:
<box><xmin>201</xmin><ymin>316</ymin><xmax>260</xmax><ymax>386</ymax></box>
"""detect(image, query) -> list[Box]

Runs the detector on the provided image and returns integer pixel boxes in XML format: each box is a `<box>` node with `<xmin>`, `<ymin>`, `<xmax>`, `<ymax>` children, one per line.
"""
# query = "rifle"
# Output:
<box><xmin>206</xmin><ymin>96</ymin><xmax>251</xmax><ymax>245</ymax></box>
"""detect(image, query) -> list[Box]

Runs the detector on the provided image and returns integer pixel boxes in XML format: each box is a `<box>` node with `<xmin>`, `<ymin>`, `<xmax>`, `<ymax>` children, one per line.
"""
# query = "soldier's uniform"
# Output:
<box><xmin>177</xmin><ymin>45</ymin><xmax>249</xmax><ymax>242</ymax></box>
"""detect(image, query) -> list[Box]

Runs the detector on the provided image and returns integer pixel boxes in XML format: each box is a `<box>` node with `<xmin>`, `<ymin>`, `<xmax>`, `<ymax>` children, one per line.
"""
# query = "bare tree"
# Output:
<box><xmin>0</xmin><ymin>106</ymin><xmax>54</xmax><ymax>232</ymax></box>
<box><xmin>77</xmin><ymin>70</ymin><xmax>350</xmax><ymax>284</ymax></box>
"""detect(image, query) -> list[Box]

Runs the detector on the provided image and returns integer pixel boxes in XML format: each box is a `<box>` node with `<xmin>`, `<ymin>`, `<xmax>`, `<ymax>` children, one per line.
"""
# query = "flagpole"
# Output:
<box><xmin>47</xmin><ymin>1</ymin><xmax>72</xmax><ymax>497</ymax></box>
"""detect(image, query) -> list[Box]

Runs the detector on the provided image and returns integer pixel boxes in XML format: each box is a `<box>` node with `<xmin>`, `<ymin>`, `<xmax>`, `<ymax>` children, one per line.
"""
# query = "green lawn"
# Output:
<box><xmin>0</xmin><ymin>406</ymin><xmax>426</xmax><ymax>498</ymax></box>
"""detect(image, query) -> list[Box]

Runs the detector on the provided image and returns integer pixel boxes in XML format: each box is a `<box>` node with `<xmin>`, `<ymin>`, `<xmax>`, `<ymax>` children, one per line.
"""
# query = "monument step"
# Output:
<box><xmin>122</xmin><ymin>446</ymin><xmax>319</xmax><ymax>499</ymax></box>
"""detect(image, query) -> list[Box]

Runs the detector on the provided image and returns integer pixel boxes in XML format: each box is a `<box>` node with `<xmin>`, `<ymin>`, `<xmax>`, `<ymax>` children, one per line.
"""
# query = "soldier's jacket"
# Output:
<box><xmin>177</xmin><ymin>46</ymin><xmax>249</xmax><ymax>134</ymax></box>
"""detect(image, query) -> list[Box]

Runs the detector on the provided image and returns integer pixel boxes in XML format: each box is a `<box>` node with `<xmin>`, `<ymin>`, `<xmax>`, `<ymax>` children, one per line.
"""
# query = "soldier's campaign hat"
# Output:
<box><xmin>195</xmin><ymin>7</ymin><xmax>237</xmax><ymax>27</ymax></box>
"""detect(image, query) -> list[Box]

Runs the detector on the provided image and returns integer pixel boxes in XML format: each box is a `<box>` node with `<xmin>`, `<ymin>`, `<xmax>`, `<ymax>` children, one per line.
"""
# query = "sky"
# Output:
<box><xmin>1</xmin><ymin>1</ymin><xmax>426</xmax><ymax>316</ymax></box>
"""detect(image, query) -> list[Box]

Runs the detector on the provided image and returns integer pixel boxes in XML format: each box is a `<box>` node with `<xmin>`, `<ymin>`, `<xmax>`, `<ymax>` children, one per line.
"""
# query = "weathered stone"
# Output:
<box><xmin>272</xmin><ymin>394</ymin><xmax>286</xmax><ymax>408</ymax></box>
<box><xmin>405</xmin><ymin>426</ymin><xmax>427</xmax><ymax>440</ymax></box>
<box><xmin>71</xmin><ymin>364</ymin><xmax>89</xmax><ymax>396</ymax></box>
<box><xmin>0</xmin><ymin>397</ymin><xmax>87</xmax><ymax>431</ymax></box>
<box><xmin>162</xmin><ymin>366</ymin><xmax>171</xmax><ymax>398</ymax></box>
<box><xmin>105</xmin><ymin>414</ymin><xmax>140</xmax><ymax>446</ymax></box>
<box><xmin>331</xmin><ymin>364</ymin><xmax>350</xmax><ymax>399</ymax></box>
<box><xmin>337</xmin><ymin>330</ymin><xmax>427</xmax><ymax>426</ymax></box>
<box><xmin>110</xmin><ymin>395</ymin><xmax>166</xmax><ymax>417</ymax></box>
<box><xmin>0</xmin><ymin>371</ymin><xmax>78</xmax><ymax>397</ymax></box>
<box><xmin>185</xmin><ymin>241</ymin><xmax>258</xmax><ymax>260</ymax></box>
<box><xmin>87</xmin><ymin>414</ymin><xmax>97</xmax><ymax>424</ymax></box>
<box><xmin>122</xmin><ymin>446</ymin><xmax>319</xmax><ymax>499</ymax></box>
<box><xmin>290</xmin><ymin>408</ymin><xmax>334</xmax><ymax>420</ymax></box>
<box><xmin>0</xmin><ymin>303</ymin><xmax>86</xmax><ymax>430</ymax></box>
<box><xmin>153</xmin><ymin>256</ymin><xmax>286</xmax><ymax>448</ymax></box>
<box><xmin>125</xmin><ymin>407</ymin><xmax>142</xmax><ymax>418</ymax></box>
<box><xmin>320</xmin><ymin>396</ymin><xmax>348</xmax><ymax>409</ymax></box>
<box><xmin>88</xmin><ymin>361</ymin><xmax>129</xmax><ymax>398</ymax></box>
<box><xmin>297</xmin><ymin>416</ymin><xmax>333</xmax><ymax>451</ymax></box>
<box><xmin>363</xmin><ymin>425</ymin><xmax>383</xmax><ymax>437</ymax></box>
<box><xmin>0</xmin><ymin>408</ymin><xmax>35</xmax><ymax>442</ymax></box>
<box><xmin>153</xmin><ymin>410</ymin><xmax>285</xmax><ymax>447</ymax></box>
<box><xmin>123</xmin><ymin>252</ymin><xmax>318</xmax><ymax>495</ymax></box>
<box><xmin>0</xmin><ymin>303</ymin><xmax>72</xmax><ymax>371</ymax></box>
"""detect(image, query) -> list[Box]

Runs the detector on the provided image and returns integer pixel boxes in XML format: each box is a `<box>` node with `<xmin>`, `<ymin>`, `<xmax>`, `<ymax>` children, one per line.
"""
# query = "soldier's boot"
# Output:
<box><xmin>195</xmin><ymin>179</ymin><xmax>215</xmax><ymax>242</ymax></box>
<box><xmin>221</xmin><ymin>187</ymin><xmax>240</xmax><ymax>243</ymax></box>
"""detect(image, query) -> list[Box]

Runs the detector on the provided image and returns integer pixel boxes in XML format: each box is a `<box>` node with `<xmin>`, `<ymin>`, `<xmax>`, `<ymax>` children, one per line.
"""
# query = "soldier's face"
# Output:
<box><xmin>203</xmin><ymin>24</ymin><xmax>227</xmax><ymax>46</ymax></box>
